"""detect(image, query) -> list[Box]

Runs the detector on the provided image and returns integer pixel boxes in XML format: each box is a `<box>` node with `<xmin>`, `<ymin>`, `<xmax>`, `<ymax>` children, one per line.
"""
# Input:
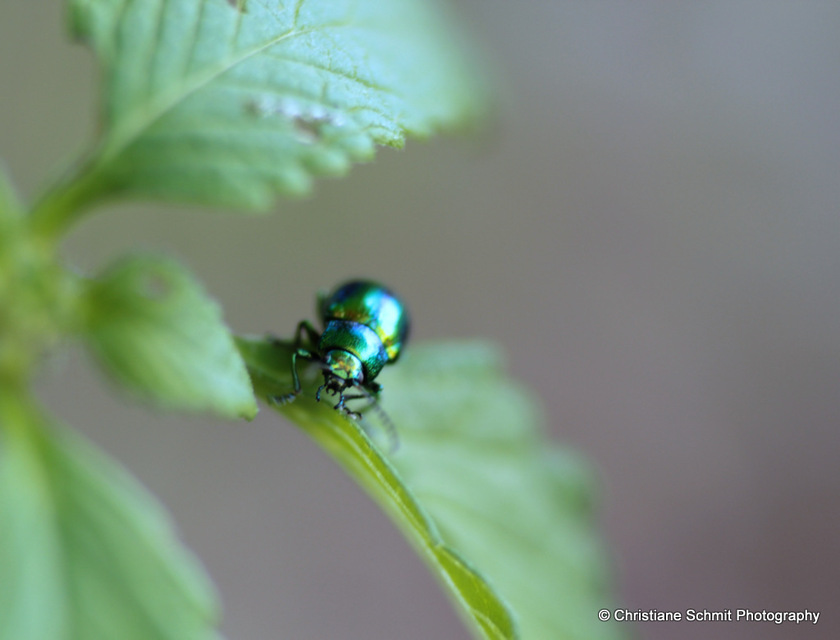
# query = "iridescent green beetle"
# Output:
<box><xmin>272</xmin><ymin>280</ymin><xmax>409</xmax><ymax>430</ymax></box>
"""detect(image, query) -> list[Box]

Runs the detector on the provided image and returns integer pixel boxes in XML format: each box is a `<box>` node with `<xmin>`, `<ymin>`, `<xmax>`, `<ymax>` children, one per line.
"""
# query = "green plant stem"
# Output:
<box><xmin>28</xmin><ymin>160</ymin><xmax>108</xmax><ymax>241</ymax></box>
<box><xmin>0</xmin><ymin>215</ymin><xmax>80</xmax><ymax>388</ymax></box>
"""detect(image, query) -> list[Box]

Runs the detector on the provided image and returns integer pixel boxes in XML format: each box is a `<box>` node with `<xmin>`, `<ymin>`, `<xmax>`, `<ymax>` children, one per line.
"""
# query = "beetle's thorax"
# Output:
<box><xmin>319</xmin><ymin>319</ymin><xmax>388</xmax><ymax>381</ymax></box>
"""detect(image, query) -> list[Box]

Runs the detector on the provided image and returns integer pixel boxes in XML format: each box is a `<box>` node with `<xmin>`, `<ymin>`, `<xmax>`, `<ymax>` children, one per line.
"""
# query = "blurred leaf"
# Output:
<box><xmin>237</xmin><ymin>336</ymin><xmax>516</xmax><ymax>639</ymax></box>
<box><xmin>237</xmin><ymin>336</ymin><xmax>626</xmax><ymax>640</ymax></box>
<box><xmin>62</xmin><ymin>0</ymin><xmax>486</xmax><ymax>209</ymax></box>
<box><xmin>381</xmin><ymin>342</ymin><xmax>626</xmax><ymax>640</ymax></box>
<box><xmin>0</xmin><ymin>395</ymin><xmax>220</xmax><ymax>640</ymax></box>
<box><xmin>85</xmin><ymin>254</ymin><xmax>257</xmax><ymax>419</ymax></box>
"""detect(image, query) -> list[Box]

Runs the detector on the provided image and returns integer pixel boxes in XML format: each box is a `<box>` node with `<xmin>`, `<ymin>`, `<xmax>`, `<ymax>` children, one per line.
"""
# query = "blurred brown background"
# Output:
<box><xmin>3</xmin><ymin>2</ymin><xmax>839</xmax><ymax>639</ymax></box>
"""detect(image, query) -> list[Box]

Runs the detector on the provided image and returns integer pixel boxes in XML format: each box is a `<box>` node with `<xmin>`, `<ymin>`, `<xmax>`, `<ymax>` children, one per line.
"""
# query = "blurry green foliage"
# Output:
<box><xmin>0</xmin><ymin>393</ymin><xmax>220</xmax><ymax>640</ymax></box>
<box><xmin>84</xmin><ymin>254</ymin><xmax>256</xmax><ymax>419</ymax></box>
<box><xmin>240</xmin><ymin>337</ymin><xmax>624</xmax><ymax>640</ymax></box>
<box><xmin>0</xmin><ymin>1</ymin><xmax>626</xmax><ymax>639</ymax></box>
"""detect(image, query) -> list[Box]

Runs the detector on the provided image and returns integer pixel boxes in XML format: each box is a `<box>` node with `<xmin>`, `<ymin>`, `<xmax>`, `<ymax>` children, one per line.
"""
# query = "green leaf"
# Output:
<box><xmin>84</xmin><ymin>254</ymin><xmax>257</xmax><ymax>419</ymax></box>
<box><xmin>0</xmin><ymin>395</ymin><xmax>221</xmax><ymax>640</ymax></box>
<box><xmin>58</xmin><ymin>0</ymin><xmax>485</xmax><ymax>211</ymax></box>
<box><xmin>237</xmin><ymin>336</ymin><xmax>627</xmax><ymax>640</ymax></box>
<box><xmin>382</xmin><ymin>343</ymin><xmax>626</xmax><ymax>640</ymax></box>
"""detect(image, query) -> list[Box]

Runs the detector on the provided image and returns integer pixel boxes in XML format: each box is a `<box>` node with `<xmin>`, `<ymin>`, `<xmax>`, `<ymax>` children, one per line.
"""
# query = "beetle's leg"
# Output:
<box><xmin>287</xmin><ymin>320</ymin><xmax>321</xmax><ymax>391</ymax></box>
<box><xmin>334</xmin><ymin>384</ymin><xmax>398</xmax><ymax>452</ymax></box>
<box><xmin>269</xmin><ymin>320</ymin><xmax>320</xmax><ymax>405</ymax></box>
<box><xmin>316</xmin><ymin>371</ymin><xmax>336</xmax><ymax>402</ymax></box>
<box><xmin>364</xmin><ymin>381</ymin><xmax>398</xmax><ymax>451</ymax></box>
<box><xmin>270</xmin><ymin>348</ymin><xmax>314</xmax><ymax>405</ymax></box>
<box><xmin>327</xmin><ymin>377</ymin><xmax>357</xmax><ymax>415</ymax></box>
<box><xmin>315</xmin><ymin>288</ymin><xmax>329</xmax><ymax>321</ymax></box>
<box><xmin>294</xmin><ymin>320</ymin><xmax>321</xmax><ymax>349</ymax></box>
<box><xmin>334</xmin><ymin>392</ymin><xmax>367</xmax><ymax>420</ymax></box>
<box><xmin>288</xmin><ymin>348</ymin><xmax>307</xmax><ymax>396</ymax></box>
<box><xmin>268</xmin><ymin>319</ymin><xmax>320</xmax><ymax>348</ymax></box>
<box><xmin>317</xmin><ymin>371</ymin><xmax>352</xmax><ymax>403</ymax></box>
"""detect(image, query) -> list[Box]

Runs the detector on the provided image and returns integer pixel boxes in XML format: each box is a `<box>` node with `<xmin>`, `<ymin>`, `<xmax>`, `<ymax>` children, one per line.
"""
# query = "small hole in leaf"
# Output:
<box><xmin>292</xmin><ymin>117</ymin><xmax>323</xmax><ymax>143</ymax></box>
<box><xmin>243</xmin><ymin>96</ymin><xmax>344</xmax><ymax>143</ymax></box>
<box><xmin>139</xmin><ymin>273</ymin><xmax>172</xmax><ymax>300</ymax></box>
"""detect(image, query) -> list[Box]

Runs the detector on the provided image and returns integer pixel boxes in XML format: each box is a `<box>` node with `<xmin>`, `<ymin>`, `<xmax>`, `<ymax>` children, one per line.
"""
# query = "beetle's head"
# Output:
<box><xmin>317</xmin><ymin>349</ymin><xmax>398</xmax><ymax>452</ymax></box>
<box><xmin>323</xmin><ymin>349</ymin><xmax>363</xmax><ymax>382</ymax></box>
<box><xmin>316</xmin><ymin>349</ymin><xmax>363</xmax><ymax>400</ymax></box>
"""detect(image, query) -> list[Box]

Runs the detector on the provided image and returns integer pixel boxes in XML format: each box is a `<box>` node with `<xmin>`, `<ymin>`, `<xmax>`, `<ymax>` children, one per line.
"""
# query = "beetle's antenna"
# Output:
<box><xmin>311</xmin><ymin>363</ymin><xmax>399</xmax><ymax>452</ymax></box>
<box><xmin>357</xmin><ymin>386</ymin><xmax>399</xmax><ymax>453</ymax></box>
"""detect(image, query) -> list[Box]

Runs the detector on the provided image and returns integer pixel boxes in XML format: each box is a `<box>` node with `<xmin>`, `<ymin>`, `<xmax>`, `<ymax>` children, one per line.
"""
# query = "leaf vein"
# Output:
<box><xmin>109</xmin><ymin>0</ymin><xmax>130</xmax><ymax>59</ymax></box>
<box><xmin>102</xmin><ymin>22</ymin><xmax>367</xmax><ymax>162</ymax></box>
<box><xmin>183</xmin><ymin>0</ymin><xmax>208</xmax><ymax>79</ymax></box>
<box><xmin>293</xmin><ymin>0</ymin><xmax>305</xmax><ymax>29</ymax></box>
<box><xmin>260</xmin><ymin>51</ymin><xmax>395</xmax><ymax>96</ymax></box>
<box><xmin>215</xmin><ymin>76</ymin><xmax>396</xmax><ymax>121</ymax></box>
<box><xmin>144</xmin><ymin>0</ymin><xmax>169</xmax><ymax>106</ymax></box>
